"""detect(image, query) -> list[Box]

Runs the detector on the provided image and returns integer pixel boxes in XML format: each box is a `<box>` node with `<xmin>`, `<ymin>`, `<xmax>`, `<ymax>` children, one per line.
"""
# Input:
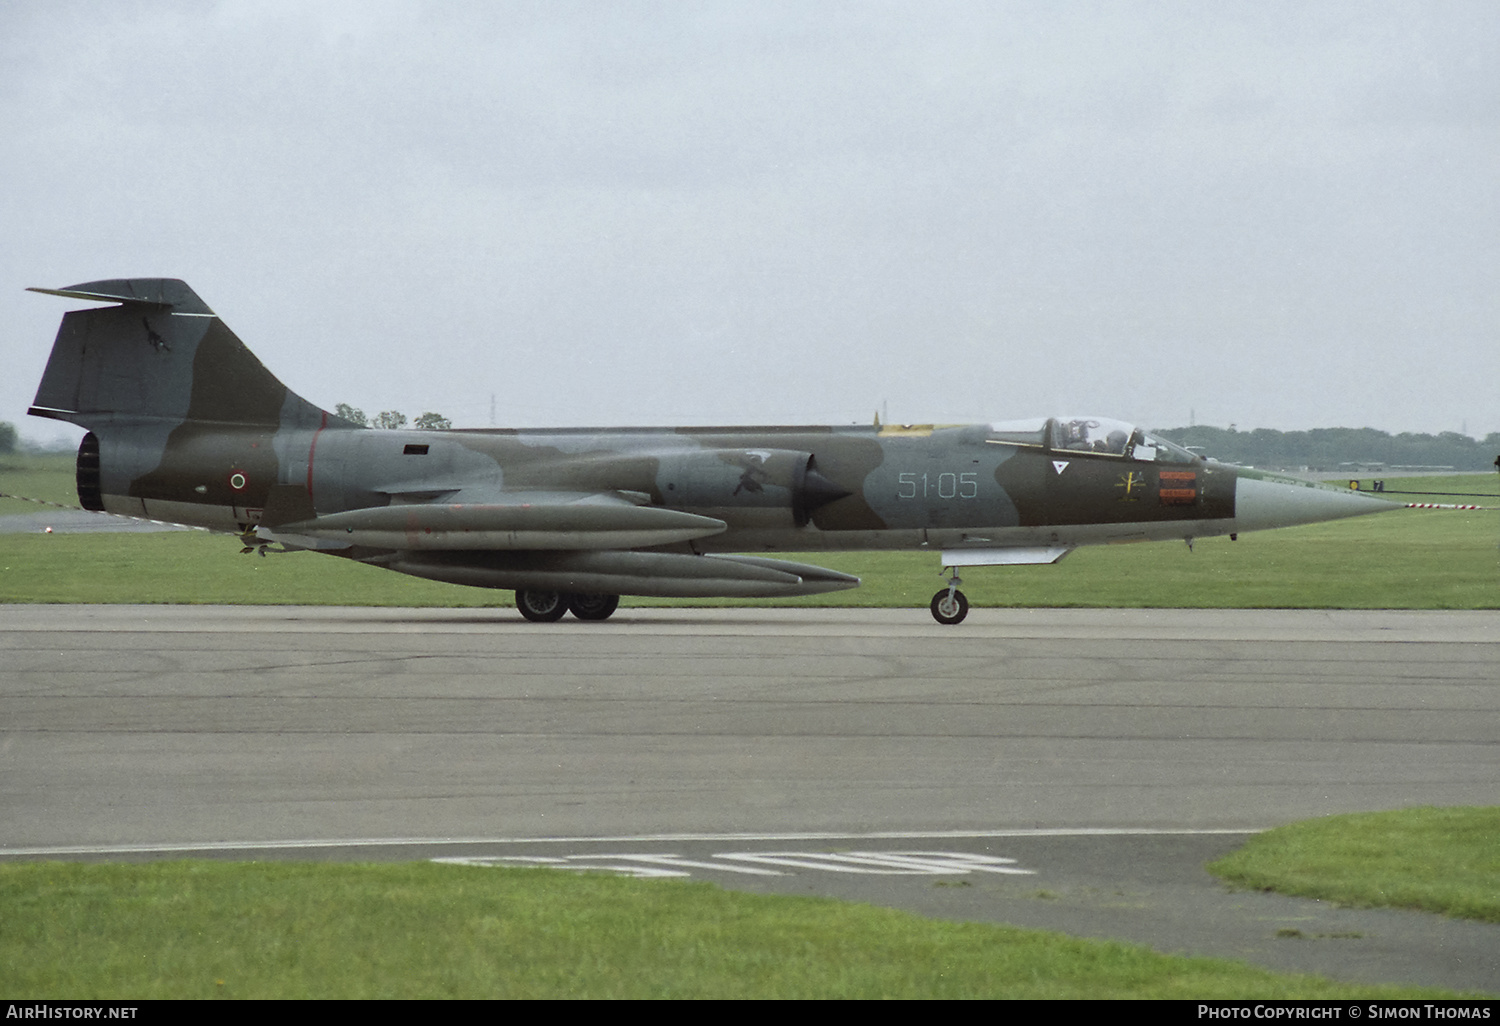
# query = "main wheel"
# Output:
<box><xmin>930</xmin><ymin>588</ymin><xmax>969</xmax><ymax>625</ymax></box>
<box><xmin>516</xmin><ymin>589</ymin><xmax>568</xmax><ymax>622</ymax></box>
<box><xmin>567</xmin><ymin>592</ymin><xmax>620</xmax><ymax>621</ymax></box>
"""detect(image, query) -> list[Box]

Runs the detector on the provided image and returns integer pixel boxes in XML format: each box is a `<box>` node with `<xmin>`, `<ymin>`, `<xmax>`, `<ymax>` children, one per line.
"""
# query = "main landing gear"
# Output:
<box><xmin>515</xmin><ymin>589</ymin><xmax>621</xmax><ymax>623</ymax></box>
<box><xmin>930</xmin><ymin>568</ymin><xmax>969</xmax><ymax>625</ymax></box>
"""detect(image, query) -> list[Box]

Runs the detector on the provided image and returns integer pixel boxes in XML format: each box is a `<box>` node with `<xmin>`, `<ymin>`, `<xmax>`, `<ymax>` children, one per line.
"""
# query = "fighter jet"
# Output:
<box><xmin>27</xmin><ymin>278</ymin><xmax>1397</xmax><ymax>624</ymax></box>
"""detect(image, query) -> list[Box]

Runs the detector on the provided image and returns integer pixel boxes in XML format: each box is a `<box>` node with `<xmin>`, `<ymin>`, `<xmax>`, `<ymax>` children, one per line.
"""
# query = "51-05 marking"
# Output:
<box><xmin>898</xmin><ymin>471</ymin><xmax>979</xmax><ymax>500</ymax></box>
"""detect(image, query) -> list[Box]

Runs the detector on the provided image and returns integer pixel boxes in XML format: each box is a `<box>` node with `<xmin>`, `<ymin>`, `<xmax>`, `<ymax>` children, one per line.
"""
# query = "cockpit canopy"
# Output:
<box><xmin>986</xmin><ymin>417</ymin><xmax>1198</xmax><ymax>464</ymax></box>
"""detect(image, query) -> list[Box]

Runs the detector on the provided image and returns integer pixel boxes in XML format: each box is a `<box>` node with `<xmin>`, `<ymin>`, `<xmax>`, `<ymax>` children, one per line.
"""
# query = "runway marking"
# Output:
<box><xmin>718</xmin><ymin>851</ymin><xmax>1034</xmax><ymax>876</ymax></box>
<box><xmin>0</xmin><ymin>828</ymin><xmax>1258</xmax><ymax>859</ymax></box>
<box><xmin>432</xmin><ymin>850</ymin><xmax>1036</xmax><ymax>880</ymax></box>
<box><xmin>433</xmin><ymin>854</ymin><xmax>789</xmax><ymax>878</ymax></box>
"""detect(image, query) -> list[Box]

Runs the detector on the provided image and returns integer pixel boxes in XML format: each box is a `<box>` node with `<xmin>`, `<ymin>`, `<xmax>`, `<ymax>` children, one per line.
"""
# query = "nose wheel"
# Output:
<box><xmin>930</xmin><ymin>569</ymin><xmax>969</xmax><ymax>625</ymax></box>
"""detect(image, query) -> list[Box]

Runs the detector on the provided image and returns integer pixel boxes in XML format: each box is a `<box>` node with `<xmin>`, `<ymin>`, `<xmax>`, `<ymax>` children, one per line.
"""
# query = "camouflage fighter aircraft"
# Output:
<box><xmin>27</xmin><ymin>279</ymin><xmax>1397</xmax><ymax>624</ymax></box>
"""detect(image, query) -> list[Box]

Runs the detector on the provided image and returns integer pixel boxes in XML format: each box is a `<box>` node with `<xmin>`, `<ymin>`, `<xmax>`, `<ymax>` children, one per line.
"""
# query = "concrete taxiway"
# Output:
<box><xmin>2</xmin><ymin>604</ymin><xmax>1497</xmax><ymax>991</ymax></box>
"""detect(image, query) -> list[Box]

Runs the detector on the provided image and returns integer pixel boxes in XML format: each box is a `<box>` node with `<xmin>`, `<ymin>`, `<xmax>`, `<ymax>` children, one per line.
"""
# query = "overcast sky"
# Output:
<box><xmin>4</xmin><ymin>1</ymin><xmax>1496</xmax><ymax>447</ymax></box>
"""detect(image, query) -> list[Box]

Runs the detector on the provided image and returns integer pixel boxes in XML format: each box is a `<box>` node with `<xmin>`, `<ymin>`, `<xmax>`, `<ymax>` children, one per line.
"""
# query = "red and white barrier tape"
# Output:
<box><xmin>1404</xmin><ymin>502</ymin><xmax>1494</xmax><ymax>510</ymax></box>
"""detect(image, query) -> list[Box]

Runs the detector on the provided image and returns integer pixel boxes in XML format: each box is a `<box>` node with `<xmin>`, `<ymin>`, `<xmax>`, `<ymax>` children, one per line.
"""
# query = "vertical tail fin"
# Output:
<box><xmin>28</xmin><ymin>278</ymin><xmax>327</xmax><ymax>431</ymax></box>
<box><xmin>28</xmin><ymin>279</ymin><xmax>347</xmax><ymax>531</ymax></box>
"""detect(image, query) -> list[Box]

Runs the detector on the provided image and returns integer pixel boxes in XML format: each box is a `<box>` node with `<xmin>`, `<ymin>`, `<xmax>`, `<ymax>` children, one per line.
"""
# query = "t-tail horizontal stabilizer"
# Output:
<box><xmin>27</xmin><ymin>280</ymin><xmax>215</xmax><ymax>314</ymax></box>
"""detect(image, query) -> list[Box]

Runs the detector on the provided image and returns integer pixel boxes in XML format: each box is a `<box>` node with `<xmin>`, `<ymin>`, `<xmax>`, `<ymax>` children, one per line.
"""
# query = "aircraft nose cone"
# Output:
<box><xmin>1231</xmin><ymin>474</ymin><xmax>1398</xmax><ymax>532</ymax></box>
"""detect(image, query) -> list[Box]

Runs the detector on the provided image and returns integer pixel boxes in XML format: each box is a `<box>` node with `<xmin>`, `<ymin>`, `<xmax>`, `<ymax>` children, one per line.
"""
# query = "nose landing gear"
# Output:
<box><xmin>930</xmin><ymin>568</ymin><xmax>969</xmax><ymax>625</ymax></box>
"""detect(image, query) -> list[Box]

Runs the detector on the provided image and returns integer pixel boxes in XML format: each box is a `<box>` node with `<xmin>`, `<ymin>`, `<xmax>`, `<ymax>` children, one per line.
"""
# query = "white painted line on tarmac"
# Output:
<box><xmin>717</xmin><ymin>851</ymin><xmax>1036</xmax><ymax>875</ymax></box>
<box><xmin>0</xmin><ymin>827</ymin><xmax>1259</xmax><ymax>859</ymax></box>
<box><xmin>859</xmin><ymin>851</ymin><xmax>1032</xmax><ymax>874</ymax></box>
<box><xmin>433</xmin><ymin>850</ymin><xmax>1037</xmax><ymax>880</ymax></box>
<box><xmin>433</xmin><ymin>854</ymin><xmax>789</xmax><ymax>878</ymax></box>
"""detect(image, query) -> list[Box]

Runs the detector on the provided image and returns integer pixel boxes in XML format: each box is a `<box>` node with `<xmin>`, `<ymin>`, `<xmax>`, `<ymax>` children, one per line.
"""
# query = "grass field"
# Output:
<box><xmin>1209</xmin><ymin>807</ymin><xmax>1500</xmax><ymax>923</ymax></box>
<box><xmin>2</xmin><ymin>468</ymin><xmax>1496</xmax><ymax>607</ymax></box>
<box><xmin>0</xmin><ymin>859</ymin><xmax>1474</xmax><ymax>1000</ymax></box>
<box><xmin>0</xmin><ymin>452</ymin><xmax>76</xmax><ymax>513</ymax></box>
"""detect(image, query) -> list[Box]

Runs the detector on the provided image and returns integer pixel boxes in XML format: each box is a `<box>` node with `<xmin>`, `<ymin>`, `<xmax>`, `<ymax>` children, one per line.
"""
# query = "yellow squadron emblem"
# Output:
<box><xmin>1116</xmin><ymin>471</ymin><xmax>1145</xmax><ymax>501</ymax></box>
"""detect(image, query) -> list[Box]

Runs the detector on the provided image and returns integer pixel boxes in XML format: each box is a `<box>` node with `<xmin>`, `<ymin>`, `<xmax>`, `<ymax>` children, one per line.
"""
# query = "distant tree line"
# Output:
<box><xmin>335</xmin><ymin>405</ymin><xmax>452</xmax><ymax>431</ymax></box>
<box><xmin>1154</xmin><ymin>424</ymin><xmax>1500</xmax><ymax>472</ymax></box>
<box><xmin>0</xmin><ymin>421</ymin><xmax>16</xmax><ymax>455</ymax></box>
